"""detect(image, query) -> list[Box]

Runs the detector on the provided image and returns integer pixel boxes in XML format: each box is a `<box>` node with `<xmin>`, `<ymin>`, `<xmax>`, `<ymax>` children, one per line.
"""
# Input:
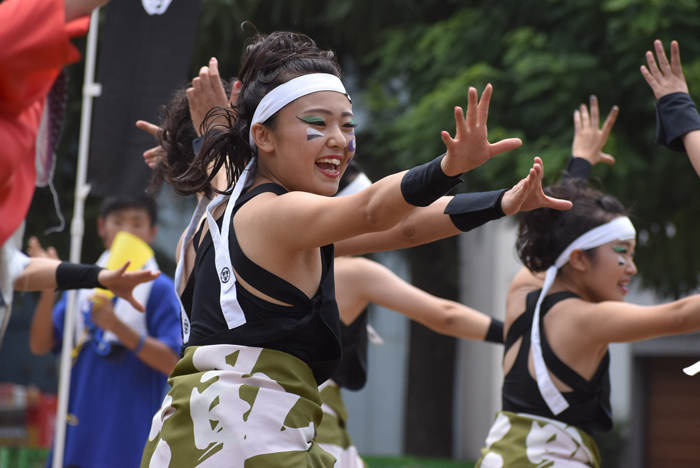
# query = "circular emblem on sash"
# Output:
<box><xmin>220</xmin><ymin>267</ymin><xmax>231</xmax><ymax>283</ymax></box>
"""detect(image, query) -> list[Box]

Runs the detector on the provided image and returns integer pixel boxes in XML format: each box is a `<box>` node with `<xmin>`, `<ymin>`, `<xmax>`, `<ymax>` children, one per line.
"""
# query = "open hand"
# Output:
<box><xmin>27</xmin><ymin>237</ymin><xmax>59</xmax><ymax>260</ymax></box>
<box><xmin>97</xmin><ymin>261</ymin><xmax>160</xmax><ymax>312</ymax></box>
<box><xmin>500</xmin><ymin>157</ymin><xmax>573</xmax><ymax>215</ymax></box>
<box><xmin>440</xmin><ymin>84</ymin><xmax>522</xmax><ymax>176</ymax></box>
<box><xmin>135</xmin><ymin>120</ymin><xmax>166</xmax><ymax>169</ymax></box>
<box><xmin>641</xmin><ymin>40</ymin><xmax>689</xmax><ymax>100</ymax></box>
<box><xmin>187</xmin><ymin>57</ymin><xmax>233</xmax><ymax>135</ymax></box>
<box><xmin>572</xmin><ymin>95</ymin><xmax>618</xmax><ymax>166</ymax></box>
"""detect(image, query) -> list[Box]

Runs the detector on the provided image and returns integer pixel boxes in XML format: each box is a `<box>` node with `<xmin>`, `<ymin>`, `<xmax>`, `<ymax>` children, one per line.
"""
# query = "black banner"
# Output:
<box><xmin>88</xmin><ymin>0</ymin><xmax>201</xmax><ymax>197</ymax></box>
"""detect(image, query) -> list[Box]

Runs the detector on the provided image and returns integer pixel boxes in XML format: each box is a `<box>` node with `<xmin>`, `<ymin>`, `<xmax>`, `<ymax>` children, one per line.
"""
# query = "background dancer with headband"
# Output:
<box><xmin>140</xmin><ymin>31</ymin><xmax>525</xmax><ymax>467</ymax></box>
<box><xmin>318</xmin><ymin>95</ymin><xmax>618</xmax><ymax>467</ymax></box>
<box><xmin>475</xmin><ymin>104</ymin><xmax>700</xmax><ymax>467</ymax></box>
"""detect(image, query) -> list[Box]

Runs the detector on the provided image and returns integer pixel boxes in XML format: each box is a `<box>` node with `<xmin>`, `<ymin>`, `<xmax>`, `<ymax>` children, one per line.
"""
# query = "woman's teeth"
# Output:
<box><xmin>316</xmin><ymin>158</ymin><xmax>340</xmax><ymax>172</ymax></box>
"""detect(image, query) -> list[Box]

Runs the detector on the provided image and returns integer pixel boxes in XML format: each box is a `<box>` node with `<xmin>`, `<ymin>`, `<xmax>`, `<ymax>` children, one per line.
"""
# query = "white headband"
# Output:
<box><xmin>531</xmin><ymin>216</ymin><xmax>636</xmax><ymax>415</ymax></box>
<box><xmin>336</xmin><ymin>173</ymin><xmax>372</xmax><ymax>197</ymax></box>
<box><xmin>249</xmin><ymin>73</ymin><xmax>350</xmax><ymax>148</ymax></box>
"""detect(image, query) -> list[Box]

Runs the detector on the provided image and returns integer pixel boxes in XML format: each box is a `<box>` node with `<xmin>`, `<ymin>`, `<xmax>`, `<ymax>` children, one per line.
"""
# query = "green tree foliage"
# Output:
<box><xmin>363</xmin><ymin>0</ymin><xmax>700</xmax><ymax>298</ymax></box>
<box><xmin>27</xmin><ymin>0</ymin><xmax>700</xmax><ymax>300</ymax></box>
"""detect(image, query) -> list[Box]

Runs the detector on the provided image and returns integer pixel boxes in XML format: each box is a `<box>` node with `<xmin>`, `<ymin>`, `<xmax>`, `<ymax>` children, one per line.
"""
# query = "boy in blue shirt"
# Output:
<box><xmin>28</xmin><ymin>196</ymin><xmax>181</xmax><ymax>468</ymax></box>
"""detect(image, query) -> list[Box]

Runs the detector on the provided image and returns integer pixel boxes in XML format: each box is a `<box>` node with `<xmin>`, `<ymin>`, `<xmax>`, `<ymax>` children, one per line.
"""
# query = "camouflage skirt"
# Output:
<box><xmin>475</xmin><ymin>412</ymin><xmax>601</xmax><ymax>468</ymax></box>
<box><xmin>141</xmin><ymin>344</ymin><xmax>337</xmax><ymax>468</ymax></box>
<box><xmin>315</xmin><ymin>380</ymin><xmax>367</xmax><ymax>468</ymax></box>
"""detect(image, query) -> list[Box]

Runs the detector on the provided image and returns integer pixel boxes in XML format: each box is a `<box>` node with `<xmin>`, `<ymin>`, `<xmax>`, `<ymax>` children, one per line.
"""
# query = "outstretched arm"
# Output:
<box><xmin>335</xmin><ymin>257</ymin><xmax>501</xmax><ymax>342</ymax></box>
<box><xmin>641</xmin><ymin>40</ymin><xmax>700</xmax><ymax>177</ymax></box>
<box><xmin>258</xmin><ymin>84</ymin><xmax>523</xmax><ymax>253</ymax></box>
<box><xmin>14</xmin><ymin>258</ymin><xmax>160</xmax><ymax>312</ymax></box>
<box><xmin>334</xmin><ymin>157</ymin><xmax>571</xmax><ymax>256</ymax></box>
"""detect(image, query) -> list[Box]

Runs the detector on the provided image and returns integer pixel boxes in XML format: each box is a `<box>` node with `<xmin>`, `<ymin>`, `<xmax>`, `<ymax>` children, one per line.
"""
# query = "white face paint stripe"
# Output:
<box><xmin>306</xmin><ymin>128</ymin><xmax>324</xmax><ymax>140</ymax></box>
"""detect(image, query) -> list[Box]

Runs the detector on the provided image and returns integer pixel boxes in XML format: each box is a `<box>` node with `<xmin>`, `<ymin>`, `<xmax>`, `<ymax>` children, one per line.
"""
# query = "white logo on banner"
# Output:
<box><xmin>142</xmin><ymin>0</ymin><xmax>173</xmax><ymax>15</ymax></box>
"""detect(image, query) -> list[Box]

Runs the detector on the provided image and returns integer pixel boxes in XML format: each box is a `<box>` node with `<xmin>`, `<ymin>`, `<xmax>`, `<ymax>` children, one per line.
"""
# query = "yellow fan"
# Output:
<box><xmin>92</xmin><ymin>231</ymin><xmax>154</xmax><ymax>305</ymax></box>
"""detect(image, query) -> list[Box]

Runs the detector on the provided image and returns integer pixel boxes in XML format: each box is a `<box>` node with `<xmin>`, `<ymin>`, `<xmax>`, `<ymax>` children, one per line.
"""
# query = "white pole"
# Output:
<box><xmin>52</xmin><ymin>7</ymin><xmax>102</xmax><ymax>468</ymax></box>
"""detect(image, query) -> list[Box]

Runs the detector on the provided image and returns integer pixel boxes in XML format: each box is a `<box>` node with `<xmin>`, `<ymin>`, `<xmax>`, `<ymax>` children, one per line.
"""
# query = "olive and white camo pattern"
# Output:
<box><xmin>315</xmin><ymin>381</ymin><xmax>366</xmax><ymax>468</ymax></box>
<box><xmin>141</xmin><ymin>344</ymin><xmax>337</xmax><ymax>468</ymax></box>
<box><xmin>476</xmin><ymin>412</ymin><xmax>601</xmax><ymax>468</ymax></box>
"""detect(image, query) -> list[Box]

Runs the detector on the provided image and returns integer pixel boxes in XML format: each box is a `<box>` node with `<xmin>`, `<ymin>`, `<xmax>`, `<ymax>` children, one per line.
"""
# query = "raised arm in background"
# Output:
<box><xmin>641</xmin><ymin>40</ymin><xmax>700</xmax><ymax>178</ymax></box>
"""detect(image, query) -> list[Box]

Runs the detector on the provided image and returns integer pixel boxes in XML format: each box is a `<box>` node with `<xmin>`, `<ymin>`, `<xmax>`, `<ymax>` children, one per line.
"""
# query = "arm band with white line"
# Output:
<box><xmin>655</xmin><ymin>92</ymin><xmax>700</xmax><ymax>152</ymax></box>
<box><xmin>485</xmin><ymin>318</ymin><xmax>504</xmax><ymax>344</ymax></box>
<box><xmin>401</xmin><ymin>154</ymin><xmax>463</xmax><ymax>207</ymax></box>
<box><xmin>445</xmin><ymin>189</ymin><xmax>507</xmax><ymax>232</ymax></box>
<box><xmin>55</xmin><ymin>263</ymin><xmax>104</xmax><ymax>290</ymax></box>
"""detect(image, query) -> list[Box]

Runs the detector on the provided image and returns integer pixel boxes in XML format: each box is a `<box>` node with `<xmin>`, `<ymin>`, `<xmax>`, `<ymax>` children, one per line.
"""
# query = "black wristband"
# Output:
<box><xmin>564</xmin><ymin>156</ymin><xmax>593</xmax><ymax>180</ymax></box>
<box><xmin>655</xmin><ymin>92</ymin><xmax>700</xmax><ymax>152</ymax></box>
<box><xmin>55</xmin><ymin>262</ymin><xmax>104</xmax><ymax>290</ymax></box>
<box><xmin>445</xmin><ymin>189</ymin><xmax>507</xmax><ymax>232</ymax></box>
<box><xmin>485</xmin><ymin>318</ymin><xmax>504</xmax><ymax>344</ymax></box>
<box><xmin>401</xmin><ymin>154</ymin><xmax>463</xmax><ymax>207</ymax></box>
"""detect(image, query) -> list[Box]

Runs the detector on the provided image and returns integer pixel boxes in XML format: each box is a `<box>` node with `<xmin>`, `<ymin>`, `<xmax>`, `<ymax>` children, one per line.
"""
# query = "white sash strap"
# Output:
<box><xmin>204</xmin><ymin>160</ymin><xmax>255</xmax><ymax>331</ymax></box>
<box><xmin>175</xmin><ymin>195</ymin><xmax>210</xmax><ymax>344</ymax></box>
<box><xmin>530</xmin><ymin>216</ymin><xmax>635</xmax><ymax>416</ymax></box>
<box><xmin>530</xmin><ymin>266</ymin><xmax>570</xmax><ymax>415</ymax></box>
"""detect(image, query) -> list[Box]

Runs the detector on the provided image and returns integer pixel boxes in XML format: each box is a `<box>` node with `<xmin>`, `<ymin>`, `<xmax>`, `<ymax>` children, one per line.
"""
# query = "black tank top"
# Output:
<box><xmin>332</xmin><ymin>308</ymin><xmax>369</xmax><ymax>391</ymax></box>
<box><xmin>180</xmin><ymin>183</ymin><xmax>342</xmax><ymax>384</ymax></box>
<box><xmin>502</xmin><ymin>290</ymin><xmax>612</xmax><ymax>434</ymax></box>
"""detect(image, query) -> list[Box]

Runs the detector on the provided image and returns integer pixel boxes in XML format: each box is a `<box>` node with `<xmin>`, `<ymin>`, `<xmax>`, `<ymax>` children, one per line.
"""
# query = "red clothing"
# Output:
<box><xmin>0</xmin><ymin>0</ymin><xmax>89</xmax><ymax>246</ymax></box>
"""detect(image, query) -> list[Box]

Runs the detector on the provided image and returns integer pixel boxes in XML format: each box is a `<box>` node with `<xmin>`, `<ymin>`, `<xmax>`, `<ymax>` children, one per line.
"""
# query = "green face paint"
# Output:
<box><xmin>613</xmin><ymin>246</ymin><xmax>627</xmax><ymax>266</ymax></box>
<box><xmin>296</xmin><ymin>116</ymin><xmax>325</xmax><ymax>141</ymax></box>
<box><xmin>297</xmin><ymin>116</ymin><xmax>325</xmax><ymax>125</ymax></box>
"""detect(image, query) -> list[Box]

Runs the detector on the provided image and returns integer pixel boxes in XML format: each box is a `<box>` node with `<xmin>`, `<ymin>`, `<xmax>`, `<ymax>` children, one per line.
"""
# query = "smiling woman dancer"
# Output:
<box><xmin>475</xmin><ymin>179</ymin><xmax>700</xmax><ymax>466</ymax></box>
<box><xmin>140</xmin><ymin>31</ymin><xmax>525</xmax><ymax>468</ymax></box>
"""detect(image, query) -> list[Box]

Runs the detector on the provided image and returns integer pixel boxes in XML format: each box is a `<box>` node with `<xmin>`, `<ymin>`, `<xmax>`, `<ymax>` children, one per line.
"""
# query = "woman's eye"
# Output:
<box><xmin>344</xmin><ymin>120</ymin><xmax>357</xmax><ymax>129</ymax></box>
<box><xmin>297</xmin><ymin>116</ymin><xmax>325</xmax><ymax>126</ymax></box>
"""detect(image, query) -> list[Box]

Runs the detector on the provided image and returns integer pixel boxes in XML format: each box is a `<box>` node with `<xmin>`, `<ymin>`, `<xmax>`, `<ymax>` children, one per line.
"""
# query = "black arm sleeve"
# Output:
<box><xmin>484</xmin><ymin>318</ymin><xmax>504</xmax><ymax>344</ymax></box>
<box><xmin>655</xmin><ymin>92</ymin><xmax>700</xmax><ymax>152</ymax></box>
<box><xmin>401</xmin><ymin>154</ymin><xmax>463</xmax><ymax>207</ymax></box>
<box><xmin>564</xmin><ymin>157</ymin><xmax>593</xmax><ymax>180</ymax></box>
<box><xmin>444</xmin><ymin>189</ymin><xmax>507</xmax><ymax>232</ymax></box>
<box><xmin>55</xmin><ymin>262</ymin><xmax>104</xmax><ymax>290</ymax></box>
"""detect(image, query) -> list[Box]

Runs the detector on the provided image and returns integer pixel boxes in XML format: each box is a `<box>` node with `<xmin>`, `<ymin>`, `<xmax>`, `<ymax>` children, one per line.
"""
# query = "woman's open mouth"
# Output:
<box><xmin>316</xmin><ymin>157</ymin><xmax>341</xmax><ymax>177</ymax></box>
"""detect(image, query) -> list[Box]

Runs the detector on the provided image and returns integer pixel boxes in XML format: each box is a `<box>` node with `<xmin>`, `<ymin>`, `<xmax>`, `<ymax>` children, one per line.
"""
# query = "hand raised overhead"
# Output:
<box><xmin>187</xmin><ymin>57</ymin><xmax>234</xmax><ymax>136</ymax></box>
<box><xmin>500</xmin><ymin>157</ymin><xmax>573</xmax><ymax>215</ymax></box>
<box><xmin>641</xmin><ymin>40</ymin><xmax>689</xmax><ymax>100</ymax></box>
<box><xmin>440</xmin><ymin>84</ymin><xmax>522</xmax><ymax>176</ymax></box>
<box><xmin>572</xmin><ymin>95</ymin><xmax>618</xmax><ymax>166</ymax></box>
